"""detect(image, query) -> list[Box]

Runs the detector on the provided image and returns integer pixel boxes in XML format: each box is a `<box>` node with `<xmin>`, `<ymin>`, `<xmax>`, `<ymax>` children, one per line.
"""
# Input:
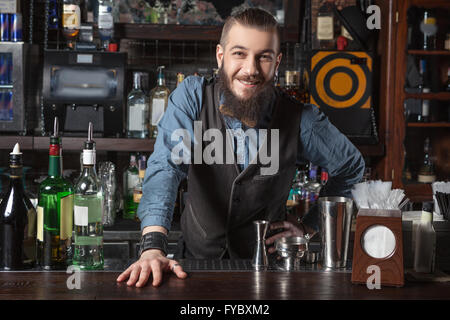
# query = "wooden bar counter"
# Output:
<box><xmin>1</xmin><ymin>260</ymin><xmax>449</xmax><ymax>300</ymax></box>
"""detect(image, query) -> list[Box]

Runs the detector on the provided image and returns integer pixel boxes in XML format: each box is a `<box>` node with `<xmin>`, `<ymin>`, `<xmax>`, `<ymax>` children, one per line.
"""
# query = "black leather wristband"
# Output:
<box><xmin>138</xmin><ymin>232</ymin><xmax>168</xmax><ymax>257</ymax></box>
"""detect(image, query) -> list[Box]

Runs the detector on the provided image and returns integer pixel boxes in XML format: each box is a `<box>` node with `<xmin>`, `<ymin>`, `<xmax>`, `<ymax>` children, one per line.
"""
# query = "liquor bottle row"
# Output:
<box><xmin>407</xmin><ymin>7</ymin><xmax>450</xmax><ymax>51</ymax></box>
<box><xmin>0</xmin><ymin>13</ymin><xmax>22</xmax><ymax>42</ymax></box>
<box><xmin>0</xmin><ymin>119</ymin><xmax>105</xmax><ymax>270</ymax></box>
<box><xmin>59</xmin><ymin>0</ymin><xmax>115</xmax><ymax>50</ymax></box>
<box><xmin>126</xmin><ymin>67</ymin><xmax>184</xmax><ymax>139</ymax></box>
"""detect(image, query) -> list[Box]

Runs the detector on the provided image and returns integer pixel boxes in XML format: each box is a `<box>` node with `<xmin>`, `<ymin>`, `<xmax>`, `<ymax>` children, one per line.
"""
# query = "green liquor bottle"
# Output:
<box><xmin>0</xmin><ymin>143</ymin><xmax>37</xmax><ymax>270</ymax></box>
<box><xmin>37</xmin><ymin>118</ymin><xmax>74</xmax><ymax>270</ymax></box>
<box><xmin>123</xmin><ymin>154</ymin><xmax>139</xmax><ymax>220</ymax></box>
<box><xmin>73</xmin><ymin>123</ymin><xmax>104</xmax><ymax>270</ymax></box>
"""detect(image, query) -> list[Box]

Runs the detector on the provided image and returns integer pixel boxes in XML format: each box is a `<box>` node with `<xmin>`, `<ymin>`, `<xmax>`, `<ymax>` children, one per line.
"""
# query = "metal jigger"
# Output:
<box><xmin>252</xmin><ymin>220</ymin><xmax>270</xmax><ymax>270</ymax></box>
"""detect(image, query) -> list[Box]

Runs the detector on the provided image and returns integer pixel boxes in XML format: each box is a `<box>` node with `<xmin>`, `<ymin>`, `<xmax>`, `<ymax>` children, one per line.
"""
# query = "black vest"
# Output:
<box><xmin>180</xmin><ymin>78</ymin><xmax>303</xmax><ymax>259</ymax></box>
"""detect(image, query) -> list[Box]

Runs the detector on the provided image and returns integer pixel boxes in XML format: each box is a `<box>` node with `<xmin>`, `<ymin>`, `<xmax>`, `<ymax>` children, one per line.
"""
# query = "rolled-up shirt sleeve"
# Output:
<box><xmin>298</xmin><ymin>104</ymin><xmax>365</xmax><ymax>231</ymax></box>
<box><xmin>137</xmin><ymin>76</ymin><xmax>204</xmax><ymax>231</ymax></box>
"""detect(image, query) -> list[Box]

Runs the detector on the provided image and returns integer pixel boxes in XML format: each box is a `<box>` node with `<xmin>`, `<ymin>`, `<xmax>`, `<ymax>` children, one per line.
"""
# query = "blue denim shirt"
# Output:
<box><xmin>137</xmin><ymin>76</ymin><xmax>365</xmax><ymax>232</ymax></box>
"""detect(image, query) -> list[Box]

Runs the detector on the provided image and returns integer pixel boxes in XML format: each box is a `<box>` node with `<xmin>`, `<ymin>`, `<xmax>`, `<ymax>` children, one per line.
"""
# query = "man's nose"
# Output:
<box><xmin>242</xmin><ymin>55</ymin><xmax>260</xmax><ymax>77</ymax></box>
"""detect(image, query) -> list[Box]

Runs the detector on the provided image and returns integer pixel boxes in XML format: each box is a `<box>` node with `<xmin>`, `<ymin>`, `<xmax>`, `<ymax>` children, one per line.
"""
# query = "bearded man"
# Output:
<box><xmin>117</xmin><ymin>7</ymin><xmax>365</xmax><ymax>287</ymax></box>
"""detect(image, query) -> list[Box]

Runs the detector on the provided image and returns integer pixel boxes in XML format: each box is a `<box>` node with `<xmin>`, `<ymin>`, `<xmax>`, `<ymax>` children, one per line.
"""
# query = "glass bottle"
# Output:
<box><xmin>127</xmin><ymin>72</ymin><xmax>149</xmax><ymax>139</ymax></box>
<box><xmin>420</xmin><ymin>9</ymin><xmax>437</xmax><ymax>50</ymax></box>
<box><xmin>305</xmin><ymin>163</ymin><xmax>321</xmax><ymax>203</ymax></box>
<box><xmin>149</xmin><ymin>66</ymin><xmax>170</xmax><ymax>138</ymax></box>
<box><xmin>98</xmin><ymin>0</ymin><xmax>114</xmax><ymax>50</ymax></box>
<box><xmin>62</xmin><ymin>0</ymin><xmax>81</xmax><ymax>49</ymax></box>
<box><xmin>284</xmin><ymin>70</ymin><xmax>302</xmax><ymax>102</ymax></box>
<box><xmin>123</xmin><ymin>154</ymin><xmax>139</xmax><ymax>220</ymax></box>
<box><xmin>417</xmin><ymin>137</ymin><xmax>436</xmax><ymax>183</ymax></box>
<box><xmin>73</xmin><ymin>123</ymin><xmax>104</xmax><ymax>270</ymax></box>
<box><xmin>37</xmin><ymin>118</ymin><xmax>74</xmax><ymax>270</ymax></box>
<box><xmin>316</xmin><ymin>0</ymin><xmax>336</xmax><ymax>50</ymax></box>
<box><xmin>133</xmin><ymin>156</ymin><xmax>147</xmax><ymax>222</ymax></box>
<box><xmin>0</xmin><ymin>143</ymin><xmax>37</xmax><ymax>270</ymax></box>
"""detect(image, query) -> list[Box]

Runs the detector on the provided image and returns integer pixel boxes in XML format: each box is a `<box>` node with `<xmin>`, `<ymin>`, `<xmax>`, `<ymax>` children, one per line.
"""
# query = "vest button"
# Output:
<box><xmin>236</xmin><ymin>181</ymin><xmax>242</xmax><ymax>186</ymax></box>
<box><xmin>234</xmin><ymin>198</ymin><xmax>240</xmax><ymax>203</ymax></box>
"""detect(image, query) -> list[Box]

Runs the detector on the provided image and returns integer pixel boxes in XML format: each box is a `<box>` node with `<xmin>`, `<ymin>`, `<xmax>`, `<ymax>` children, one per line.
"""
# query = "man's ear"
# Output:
<box><xmin>216</xmin><ymin>44</ymin><xmax>224</xmax><ymax>69</ymax></box>
<box><xmin>274</xmin><ymin>52</ymin><xmax>283</xmax><ymax>74</ymax></box>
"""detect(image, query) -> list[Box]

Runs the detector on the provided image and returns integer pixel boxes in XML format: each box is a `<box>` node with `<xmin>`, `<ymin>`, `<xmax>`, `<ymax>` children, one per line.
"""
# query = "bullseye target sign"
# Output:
<box><xmin>309</xmin><ymin>51</ymin><xmax>375</xmax><ymax>140</ymax></box>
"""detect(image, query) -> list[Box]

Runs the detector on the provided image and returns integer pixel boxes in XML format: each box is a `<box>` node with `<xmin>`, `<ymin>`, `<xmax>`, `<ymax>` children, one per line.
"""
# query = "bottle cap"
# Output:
<box><xmin>108</xmin><ymin>43</ymin><xmax>118</xmax><ymax>52</ymax></box>
<box><xmin>9</xmin><ymin>143</ymin><xmax>23</xmax><ymax>166</ymax></box>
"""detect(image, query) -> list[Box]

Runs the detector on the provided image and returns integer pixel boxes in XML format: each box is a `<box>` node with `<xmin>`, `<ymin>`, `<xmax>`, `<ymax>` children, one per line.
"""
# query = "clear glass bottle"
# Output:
<box><xmin>62</xmin><ymin>0</ymin><xmax>81</xmax><ymax>49</ymax></box>
<box><xmin>420</xmin><ymin>9</ymin><xmax>437</xmax><ymax>50</ymax></box>
<box><xmin>37</xmin><ymin>118</ymin><xmax>74</xmax><ymax>270</ymax></box>
<box><xmin>123</xmin><ymin>154</ymin><xmax>139</xmax><ymax>220</ymax></box>
<box><xmin>149</xmin><ymin>66</ymin><xmax>170</xmax><ymax>139</ymax></box>
<box><xmin>132</xmin><ymin>156</ymin><xmax>147</xmax><ymax>222</ymax></box>
<box><xmin>98</xmin><ymin>0</ymin><xmax>114</xmax><ymax>50</ymax></box>
<box><xmin>127</xmin><ymin>72</ymin><xmax>149</xmax><ymax>139</ymax></box>
<box><xmin>0</xmin><ymin>143</ymin><xmax>37</xmax><ymax>270</ymax></box>
<box><xmin>417</xmin><ymin>137</ymin><xmax>436</xmax><ymax>183</ymax></box>
<box><xmin>73</xmin><ymin>123</ymin><xmax>104</xmax><ymax>270</ymax></box>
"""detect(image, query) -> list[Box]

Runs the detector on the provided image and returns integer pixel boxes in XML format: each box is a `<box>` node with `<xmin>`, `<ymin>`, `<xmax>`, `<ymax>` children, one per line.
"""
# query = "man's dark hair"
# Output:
<box><xmin>220</xmin><ymin>7</ymin><xmax>281</xmax><ymax>52</ymax></box>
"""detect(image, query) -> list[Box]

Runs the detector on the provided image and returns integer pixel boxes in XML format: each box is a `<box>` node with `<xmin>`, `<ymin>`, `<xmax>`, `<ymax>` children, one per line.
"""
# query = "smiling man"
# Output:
<box><xmin>117</xmin><ymin>8</ymin><xmax>365</xmax><ymax>288</ymax></box>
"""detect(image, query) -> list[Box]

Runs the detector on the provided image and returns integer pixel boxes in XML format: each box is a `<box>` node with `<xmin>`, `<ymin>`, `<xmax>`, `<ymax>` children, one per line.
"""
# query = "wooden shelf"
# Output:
<box><xmin>407</xmin><ymin>122</ymin><xmax>450</xmax><ymax>127</ymax></box>
<box><xmin>404</xmin><ymin>92</ymin><xmax>450</xmax><ymax>100</ymax></box>
<box><xmin>114</xmin><ymin>23</ymin><xmax>299</xmax><ymax>42</ymax></box>
<box><xmin>0</xmin><ymin>135</ymin><xmax>381</xmax><ymax>157</ymax></box>
<box><xmin>404</xmin><ymin>183</ymin><xmax>433</xmax><ymax>203</ymax></box>
<box><xmin>408</xmin><ymin>50</ymin><xmax>450</xmax><ymax>56</ymax></box>
<box><xmin>0</xmin><ymin>136</ymin><xmax>155</xmax><ymax>152</ymax></box>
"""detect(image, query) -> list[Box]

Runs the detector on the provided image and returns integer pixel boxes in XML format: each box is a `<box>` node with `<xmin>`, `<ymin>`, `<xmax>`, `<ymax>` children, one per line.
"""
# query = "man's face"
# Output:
<box><xmin>216</xmin><ymin>23</ymin><xmax>282</xmax><ymax>101</ymax></box>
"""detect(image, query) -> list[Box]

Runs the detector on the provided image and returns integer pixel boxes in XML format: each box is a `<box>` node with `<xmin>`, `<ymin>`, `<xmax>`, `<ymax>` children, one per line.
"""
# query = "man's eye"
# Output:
<box><xmin>260</xmin><ymin>55</ymin><xmax>272</xmax><ymax>61</ymax></box>
<box><xmin>233</xmin><ymin>51</ymin><xmax>244</xmax><ymax>56</ymax></box>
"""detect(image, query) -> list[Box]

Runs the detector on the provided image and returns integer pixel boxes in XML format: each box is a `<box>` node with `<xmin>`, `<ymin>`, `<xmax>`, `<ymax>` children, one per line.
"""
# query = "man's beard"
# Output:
<box><xmin>217</xmin><ymin>64</ymin><xmax>276</xmax><ymax>128</ymax></box>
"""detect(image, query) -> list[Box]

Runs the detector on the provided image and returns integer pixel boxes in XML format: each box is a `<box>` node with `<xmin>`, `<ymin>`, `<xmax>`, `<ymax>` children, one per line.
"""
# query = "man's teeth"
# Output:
<box><xmin>240</xmin><ymin>80</ymin><xmax>258</xmax><ymax>85</ymax></box>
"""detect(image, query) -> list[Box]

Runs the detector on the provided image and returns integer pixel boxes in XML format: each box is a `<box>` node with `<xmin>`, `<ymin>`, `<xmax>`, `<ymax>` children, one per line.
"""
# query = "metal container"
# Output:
<box><xmin>319</xmin><ymin>196</ymin><xmax>353</xmax><ymax>268</ymax></box>
<box><xmin>252</xmin><ymin>220</ymin><xmax>269</xmax><ymax>270</ymax></box>
<box><xmin>275</xmin><ymin>236</ymin><xmax>309</xmax><ymax>259</ymax></box>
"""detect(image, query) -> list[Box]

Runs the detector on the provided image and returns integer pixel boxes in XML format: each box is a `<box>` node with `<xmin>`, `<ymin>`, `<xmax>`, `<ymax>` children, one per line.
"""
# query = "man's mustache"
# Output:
<box><xmin>234</xmin><ymin>75</ymin><xmax>264</xmax><ymax>84</ymax></box>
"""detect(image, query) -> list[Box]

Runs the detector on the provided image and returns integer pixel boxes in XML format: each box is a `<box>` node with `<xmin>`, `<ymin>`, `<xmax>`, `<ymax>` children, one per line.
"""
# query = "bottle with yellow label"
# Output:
<box><xmin>62</xmin><ymin>0</ymin><xmax>81</xmax><ymax>49</ymax></box>
<box><xmin>37</xmin><ymin>118</ymin><xmax>74</xmax><ymax>270</ymax></box>
<box><xmin>420</xmin><ymin>9</ymin><xmax>437</xmax><ymax>50</ymax></box>
<box><xmin>133</xmin><ymin>156</ymin><xmax>147</xmax><ymax>218</ymax></box>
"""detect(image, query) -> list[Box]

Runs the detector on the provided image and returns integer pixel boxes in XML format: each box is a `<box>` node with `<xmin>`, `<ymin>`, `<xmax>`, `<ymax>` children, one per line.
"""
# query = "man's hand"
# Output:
<box><xmin>265</xmin><ymin>221</ymin><xmax>316</xmax><ymax>254</ymax></box>
<box><xmin>116</xmin><ymin>249</ymin><xmax>188</xmax><ymax>287</ymax></box>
